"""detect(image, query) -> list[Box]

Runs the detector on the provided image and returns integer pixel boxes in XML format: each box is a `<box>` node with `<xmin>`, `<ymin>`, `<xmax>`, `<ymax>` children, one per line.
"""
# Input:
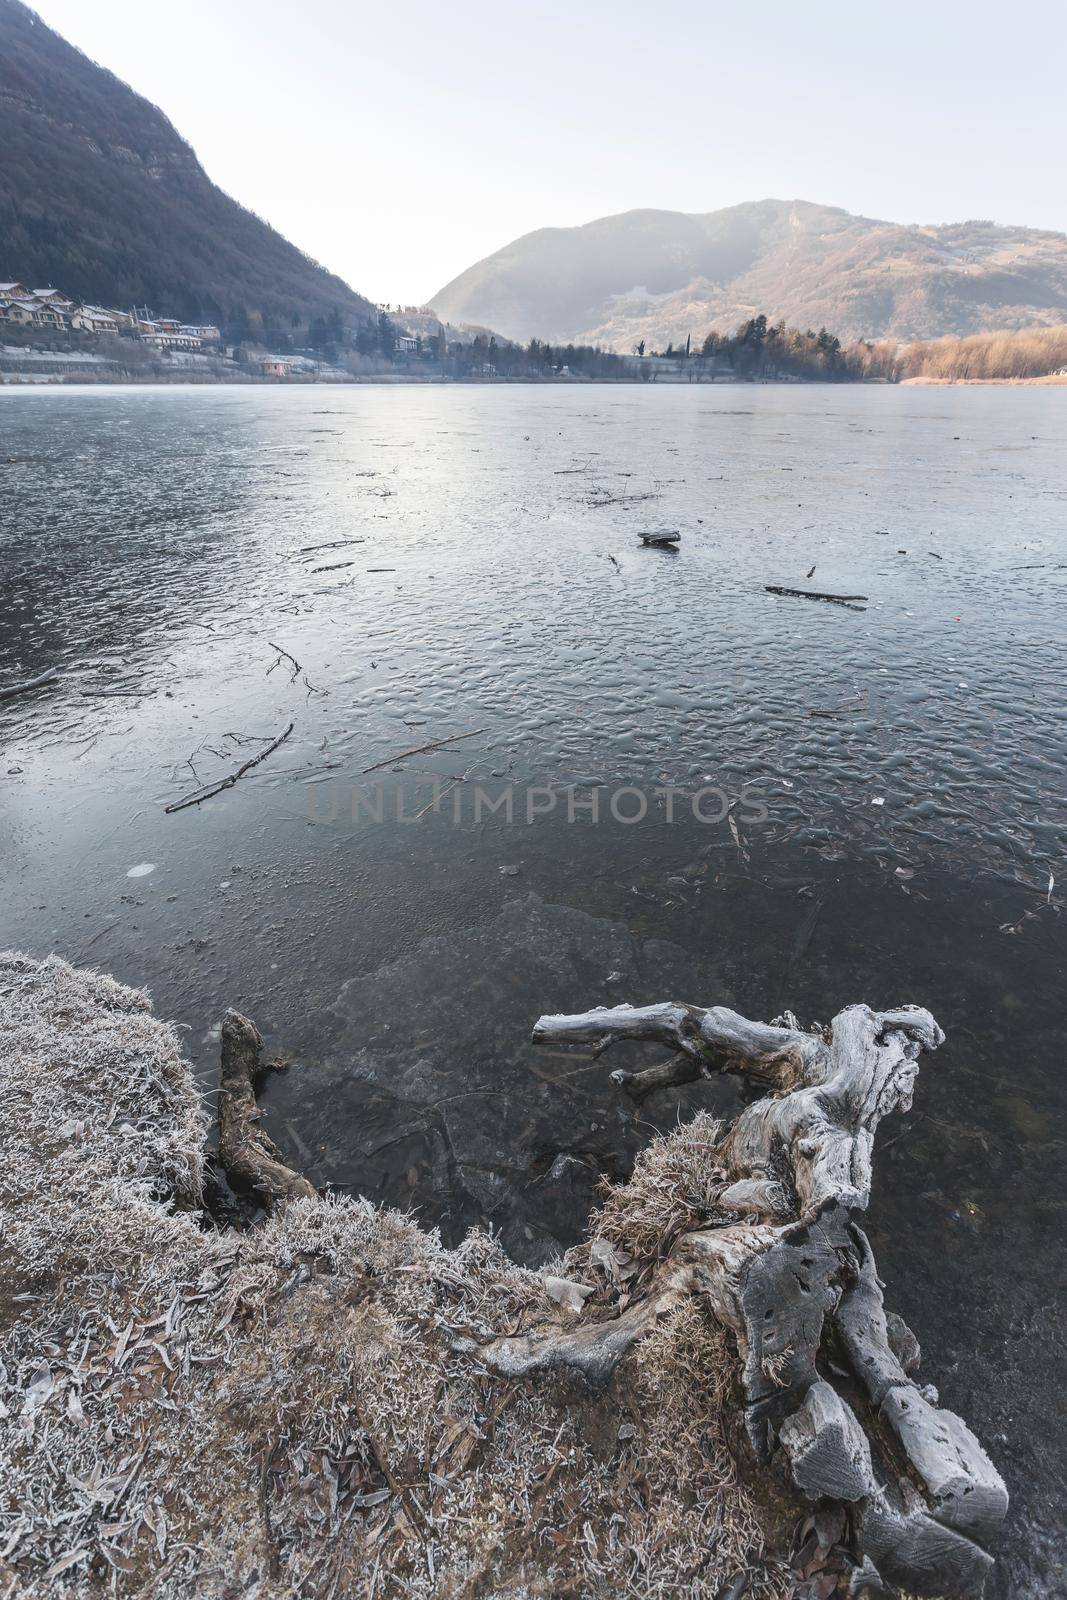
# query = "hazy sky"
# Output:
<box><xmin>35</xmin><ymin>0</ymin><xmax>1067</xmax><ymax>307</ymax></box>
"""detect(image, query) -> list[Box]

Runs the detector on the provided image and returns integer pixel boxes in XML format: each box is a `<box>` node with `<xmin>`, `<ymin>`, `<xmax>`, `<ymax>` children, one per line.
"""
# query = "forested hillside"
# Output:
<box><xmin>0</xmin><ymin>0</ymin><xmax>373</xmax><ymax>335</ymax></box>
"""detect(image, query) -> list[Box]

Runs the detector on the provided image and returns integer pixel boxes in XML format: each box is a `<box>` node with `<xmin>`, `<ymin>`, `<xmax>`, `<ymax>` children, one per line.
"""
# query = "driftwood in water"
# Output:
<box><xmin>462</xmin><ymin>997</ymin><xmax>1008</xmax><ymax>1598</ymax></box>
<box><xmin>218</xmin><ymin>1009</ymin><xmax>316</xmax><ymax>1208</ymax></box>
<box><xmin>638</xmin><ymin>528</ymin><xmax>681</xmax><ymax>546</ymax></box>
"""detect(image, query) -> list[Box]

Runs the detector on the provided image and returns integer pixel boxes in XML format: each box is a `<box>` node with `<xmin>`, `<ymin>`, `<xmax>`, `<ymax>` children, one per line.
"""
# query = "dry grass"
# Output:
<box><xmin>899</xmin><ymin>323</ymin><xmax>1067</xmax><ymax>381</ymax></box>
<box><xmin>0</xmin><ymin>954</ymin><xmax>791</xmax><ymax>1598</ymax></box>
<box><xmin>587</xmin><ymin>1111</ymin><xmax>728</xmax><ymax>1260</ymax></box>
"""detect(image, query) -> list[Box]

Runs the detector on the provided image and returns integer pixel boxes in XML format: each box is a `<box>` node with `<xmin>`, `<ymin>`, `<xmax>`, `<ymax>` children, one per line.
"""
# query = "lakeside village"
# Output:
<box><xmin>0</xmin><ymin>279</ymin><xmax>901</xmax><ymax>385</ymax></box>
<box><xmin>0</xmin><ymin>281</ymin><xmax>222</xmax><ymax>348</ymax></box>
<box><xmin>0</xmin><ymin>279</ymin><xmax>268</xmax><ymax>384</ymax></box>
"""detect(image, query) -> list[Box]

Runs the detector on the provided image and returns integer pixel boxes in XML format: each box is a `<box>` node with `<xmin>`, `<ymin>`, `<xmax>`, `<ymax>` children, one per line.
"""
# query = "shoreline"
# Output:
<box><xmin>0</xmin><ymin>952</ymin><xmax>797</xmax><ymax>1597</ymax></box>
<box><xmin>901</xmin><ymin>373</ymin><xmax>1067</xmax><ymax>386</ymax></box>
<box><xmin>0</xmin><ymin>371</ymin><xmax>888</xmax><ymax>389</ymax></box>
<box><xmin>6</xmin><ymin>370</ymin><xmax>1067</xmax><ymax>390</ymax></box>
<box><xmin>0</xmin><ymin>952</ymin><xmax>1007</xmax><ymax>1598</ymax></box>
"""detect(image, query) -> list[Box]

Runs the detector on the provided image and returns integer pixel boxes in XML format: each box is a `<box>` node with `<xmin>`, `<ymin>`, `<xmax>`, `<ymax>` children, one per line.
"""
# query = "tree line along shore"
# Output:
<box><xmin>3</xmin><ymin>287</ymin><xmax>1066</xmax><ymax>385</ymax></box>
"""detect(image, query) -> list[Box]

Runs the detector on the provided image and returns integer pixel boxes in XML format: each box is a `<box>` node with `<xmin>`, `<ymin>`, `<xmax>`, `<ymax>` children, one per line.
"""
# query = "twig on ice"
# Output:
<box><xmin>267</xmin><ymin>642</ymin><xmax>301</xmax><ymax>682</ymax></box>
<box><xmin>297</xmin><ymin>538</ymin><xmax>366</xmax><ymax>554</ymax></box>
<box><xmin>361</xmin><ymin>729</ymin><xmax>486</xmax><ymax>775</ymax></box>
<box><xmin>81</xmin><ymin>686</ymin><xmax>154</xmax><ymax>698</ymax></box>
<box><xmin>0</xmin><ymin>667</ymin><xmax>60</xmax><ymax>701</ymax></box>
<box><xmin>164</xmin><ymin>723</ymin><xmax>295</xmax><ymax>812</ymax></box>
<box><xmin>764</xmin><ymin>585</ymin><xmax>867</xmax><ymax>611</ymax></box>
<box><xmin>587</xmin><ymin>490</ymin><xmax>657</xmax><ymax>508</ymax></box>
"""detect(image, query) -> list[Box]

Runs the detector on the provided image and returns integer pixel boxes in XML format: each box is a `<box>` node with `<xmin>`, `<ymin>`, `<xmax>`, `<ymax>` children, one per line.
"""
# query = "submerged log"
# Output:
<box><xmin>479</xmin><ymin>997</ymin><xmax>1009</xmax><ymax>1597</ymax></box>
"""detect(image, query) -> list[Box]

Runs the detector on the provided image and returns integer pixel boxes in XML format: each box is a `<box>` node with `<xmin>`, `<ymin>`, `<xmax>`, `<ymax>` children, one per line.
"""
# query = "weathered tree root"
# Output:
<box><xmin>219</xmin><ymin>995</ymin><xmax>1008</xmax><ymax>1593</ymax></box>
<box><xmin>466</xmin><ymin>998</ymin><xmax>1008</xmax><ymax>1598</ymax></box>
<box><xmin>218</xmin><ymin>1009</ymin><xmax>316</xmax><ymax>1209</ymax></box>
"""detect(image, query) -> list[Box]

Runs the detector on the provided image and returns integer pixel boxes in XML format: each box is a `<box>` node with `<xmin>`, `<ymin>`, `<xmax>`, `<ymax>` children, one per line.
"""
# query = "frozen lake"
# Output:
<box><xmin>1</xmin><ymin>382</ymin><xmax>1064</xmax><ymax>1592</ymax></box>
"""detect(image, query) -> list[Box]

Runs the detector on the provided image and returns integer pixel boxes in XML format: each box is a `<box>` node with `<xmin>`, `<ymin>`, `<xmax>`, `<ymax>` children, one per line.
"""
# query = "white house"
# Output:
<box><xmin>0</xmin><ymin>298</ymin><xmax>42</xmax><ymax>326</ymax></box>
<box><xmin>71</xmin><ymin>305</ymin><xmax>119</xmax><ymax>334</ymax></box>
<box><xmin>142</xmin><ymin>329</ymin><xmax>202</xmax><ymax>351</ymax></box>
<box><xmin>25</xmin><ymin>298</ymin><xmax>67</xmax><ymax>328</ymax></box>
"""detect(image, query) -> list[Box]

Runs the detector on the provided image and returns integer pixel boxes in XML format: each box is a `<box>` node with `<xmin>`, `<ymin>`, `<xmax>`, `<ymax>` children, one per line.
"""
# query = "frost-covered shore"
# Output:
<box><xmin>0</xmin><ymin>953</ymin><xmax>787</xmax><ymax>1598</ymax></box>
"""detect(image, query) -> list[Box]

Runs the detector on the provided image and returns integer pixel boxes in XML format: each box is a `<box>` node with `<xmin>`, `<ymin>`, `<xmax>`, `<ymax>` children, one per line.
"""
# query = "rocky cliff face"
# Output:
<box><xmin>430</xmin><ymin>198</ymin><xmax>1067</xmax><ymax>348</ymax></box>
<box><xmin>0</xmin><ymin>0</ymin><xmax>373</xmax><ymax>328</ymax></box>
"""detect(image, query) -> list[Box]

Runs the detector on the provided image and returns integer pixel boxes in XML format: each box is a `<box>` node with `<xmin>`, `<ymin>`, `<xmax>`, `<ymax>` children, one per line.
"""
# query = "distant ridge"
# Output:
<box><xmin>429</xmin><ymin>200</ymin><xmax>1067</xmax><ymax>349</ymax></box>
<box><xmin>0</xmin><ymin>0</ymin><xmax>373</xmax><ymax>333</ymax></box>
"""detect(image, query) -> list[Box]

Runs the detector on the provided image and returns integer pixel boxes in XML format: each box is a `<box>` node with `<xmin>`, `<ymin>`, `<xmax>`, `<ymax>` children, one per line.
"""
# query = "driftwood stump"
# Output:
<box><xmin>218</xmin><ymin>1010</ymin><xmax>316</xmax><ymax>1209</ymax></box>
<box><xmin>468</xmin><ymin>999</ymin><xmax>1008</xmax><ymax>1598</ymax></box>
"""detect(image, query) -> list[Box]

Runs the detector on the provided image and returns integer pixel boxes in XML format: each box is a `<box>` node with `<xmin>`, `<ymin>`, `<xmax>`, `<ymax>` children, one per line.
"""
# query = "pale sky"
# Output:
<box><xmin>35</xmin><ymin>0</ymin><xmax>1067</xmax><ymax>308</ymax></box>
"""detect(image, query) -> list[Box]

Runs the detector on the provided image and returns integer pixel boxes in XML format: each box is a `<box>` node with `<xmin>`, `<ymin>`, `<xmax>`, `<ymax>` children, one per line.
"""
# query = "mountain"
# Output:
<box><xmin>0</xmin><ymin>0</ymin><xmax>373</xmax><ymax>333</ymax></box>
<box><xmin>429</xmin><ymin>200</ymin><xmax>1067</xmax><ymax>349</ymax></box>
